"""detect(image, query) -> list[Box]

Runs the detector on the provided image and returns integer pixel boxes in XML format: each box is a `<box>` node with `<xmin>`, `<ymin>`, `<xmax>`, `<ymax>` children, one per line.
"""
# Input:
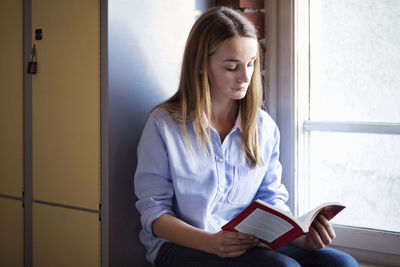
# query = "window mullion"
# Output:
<box><xmin>303</xmin><ymin>120</ymin><xmax>400</xmax><ymax>135</ymax></box>
<box><xmin>294</xmin><ymin>0</ymin><xmax>311</xmax><ymax>217</ymax></box>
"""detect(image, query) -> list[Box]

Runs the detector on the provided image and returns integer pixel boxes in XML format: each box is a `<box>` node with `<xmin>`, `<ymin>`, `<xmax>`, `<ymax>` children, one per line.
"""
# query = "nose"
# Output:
<box><xmin>237</xmin><ymin>66</ymin><xmax>251</xmax><ymax>83</ymax></box>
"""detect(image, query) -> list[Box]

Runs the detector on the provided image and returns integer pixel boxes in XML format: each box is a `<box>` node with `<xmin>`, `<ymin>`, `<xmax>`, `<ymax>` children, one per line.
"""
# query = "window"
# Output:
<box><xmin>297</xmin><ymin>0</ymin><xmax>400</xmax><ymax>231</ymax></box>
<box><xmin>267</xmin><ymin>0</ymin><xmax>400</xmax><ymax>264</ymax></box>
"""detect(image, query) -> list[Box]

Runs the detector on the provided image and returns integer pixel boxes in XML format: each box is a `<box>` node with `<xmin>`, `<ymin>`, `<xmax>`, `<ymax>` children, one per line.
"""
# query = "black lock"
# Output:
<box><xmin>35</xmin><ymin>29</ymin><xmax>42</xmax><ymax>40</ymax></box>
<box><xmin>27</xmin><ymin>61</ymin><xmax>37</xmax><ymax>74</ymax></box>
<box><xmin>27</xmin><ymin>45</ymin><xmax>37</xmax><ymax>74</ymax></box>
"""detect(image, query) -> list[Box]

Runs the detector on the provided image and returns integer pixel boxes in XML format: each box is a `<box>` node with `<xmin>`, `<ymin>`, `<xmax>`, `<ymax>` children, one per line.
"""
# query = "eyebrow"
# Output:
<box><xmin>223</xmin><ymin>56</ymin><xmax>257</xmax><ymax>63</ymax></box>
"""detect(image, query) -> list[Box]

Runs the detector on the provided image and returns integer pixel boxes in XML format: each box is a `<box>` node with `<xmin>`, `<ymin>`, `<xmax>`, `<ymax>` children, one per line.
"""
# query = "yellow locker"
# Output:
<box><xmin>1</xmin><ymin>0</ymin><xmax>102</xmax><ymax>265</ymax></box>
<box><xmin>0</xmin><ymin>198</ymin><xmax>24</xmax><ymax>267</ymax></box>
<box><xmin>0</xmin><ymin>0</ymin><xmax>23</xmax><ymax>197</ymax></box>
<box><xmin>31</xmin><ymin>0</ymin><xmax>100</xmax><ymax>209</ymax></box>
<box><xmin>33</xmin><ymin>203</ymin><xmax>100</xmax><ymax>267</ymax></box>
<box><xmin>31</xmin><ymin>0</ymin><xmax>101</xmax><ymax>265</ymax></box>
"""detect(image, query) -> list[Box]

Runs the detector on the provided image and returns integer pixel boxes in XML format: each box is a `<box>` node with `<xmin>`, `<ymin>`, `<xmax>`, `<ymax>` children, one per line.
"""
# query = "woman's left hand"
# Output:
<box><xmin>292</xmin><ymin>215</ymin><xmax>336</xmax><ymax>250</ymax></box>
<box><xmin>306</xmin><ymin>215</ymin><xmax>336</xmax><ymax>249</ymax></box>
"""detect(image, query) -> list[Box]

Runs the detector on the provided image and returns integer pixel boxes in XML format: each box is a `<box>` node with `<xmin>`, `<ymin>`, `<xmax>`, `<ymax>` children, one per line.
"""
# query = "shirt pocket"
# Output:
<box><xmin>227</xmin><ymin>166</ymin><xmax>264</xmax><ymax>205</ymax></box>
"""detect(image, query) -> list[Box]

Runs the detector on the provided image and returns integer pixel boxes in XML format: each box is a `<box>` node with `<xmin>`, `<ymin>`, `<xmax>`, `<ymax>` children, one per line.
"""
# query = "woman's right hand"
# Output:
<box><xmin>207</xmin><ymin>230</ymin><xmax>259</xmax><ymax>258</ymax></box>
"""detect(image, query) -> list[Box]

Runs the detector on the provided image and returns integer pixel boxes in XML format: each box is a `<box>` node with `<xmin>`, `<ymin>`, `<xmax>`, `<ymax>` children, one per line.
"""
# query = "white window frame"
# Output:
<box><xmin>265</xmin><ymin>0</ymin><xmax>400</xmax><ymax>265</ymax></box>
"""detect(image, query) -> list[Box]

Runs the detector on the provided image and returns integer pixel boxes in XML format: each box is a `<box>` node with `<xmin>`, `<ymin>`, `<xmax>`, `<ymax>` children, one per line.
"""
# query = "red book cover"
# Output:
<box><xmin>222</xmin><ymin>200</ymin><xmax>345</xmax><ymax>249</ymax></box>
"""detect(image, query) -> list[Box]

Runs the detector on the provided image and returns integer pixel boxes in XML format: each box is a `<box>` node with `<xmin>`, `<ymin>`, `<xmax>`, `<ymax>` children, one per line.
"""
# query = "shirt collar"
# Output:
<box><xmin>195</xmin><ymin>104</ymin><xmax>242</xmax><ymax>132</ymax></box>
<box><xmin>204</xmin><ymin>105</ymin><xmax>242</xmax><ymax>132</ymax></box>
<box><xmin>232</xmin><ymin>107</ymin><xmax>242</xmax><ymax>132</ymax></box>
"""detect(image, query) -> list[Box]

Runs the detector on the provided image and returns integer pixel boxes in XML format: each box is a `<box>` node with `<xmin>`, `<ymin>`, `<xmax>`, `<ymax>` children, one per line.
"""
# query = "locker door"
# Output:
<box><xmin>0</xmin><ymin>1</ymin><xmax>24</xmax><ymax>265</ymax></box>
<box><xmin>0</xmin><ymin>0</ymin><xmax>23</xmax><ymax>197</ymax></box>
<box><xmin>33</xmin><ymin>203</ymin><xmax>100</xmax><ymax>266</ymax></box>
<box><xmin>0</xmin><ymin>198</ymin><xmax>23</xmax><ymax>266</ymax></box>
<box><xmin>31</xmin><ymin>0</ymin><xmax>100</xmax><ymax>209</ymax></box>
<box><xmin>31</xmin><ymin>0</ymin><xmax>101</xmax><ymax>265</ymax></box>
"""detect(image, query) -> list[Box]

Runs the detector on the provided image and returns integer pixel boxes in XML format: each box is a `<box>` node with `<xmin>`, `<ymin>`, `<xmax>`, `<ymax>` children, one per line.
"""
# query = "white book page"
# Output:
<box><xmin>234</xmin><ymin>208</ymin><xmax>294</xmax><ymax>243</ymax></box>
<box><xmin>297</xmin><ymin>202</ymin><xmax>344</xmax><ymax>231</ymax></box>
<box><xmin>297</xmin><ymin>207</ymin><xmax>320</xmax><ymax>231</ymax></box>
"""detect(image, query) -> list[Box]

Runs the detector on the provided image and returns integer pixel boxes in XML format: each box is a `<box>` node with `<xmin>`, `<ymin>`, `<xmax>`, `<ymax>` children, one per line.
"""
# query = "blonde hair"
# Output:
<box><xmin>160</xmin><ymin>6</ymin><xmax>263</xmax><ymax>167</ymax></box>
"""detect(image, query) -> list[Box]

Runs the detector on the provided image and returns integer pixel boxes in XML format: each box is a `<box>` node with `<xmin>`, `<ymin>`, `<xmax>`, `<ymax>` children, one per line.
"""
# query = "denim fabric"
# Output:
<box><xmin>155</xmin><ymin>242</ymin><xmax>359</xmax><ymax>267</ymax></box>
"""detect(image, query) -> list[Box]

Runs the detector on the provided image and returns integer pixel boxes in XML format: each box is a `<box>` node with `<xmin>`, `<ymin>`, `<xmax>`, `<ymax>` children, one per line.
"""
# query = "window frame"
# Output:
<box><xmin>265</xmin><ymin>0</ymin><xmax>400</xmax><ymax>265</ymax></box>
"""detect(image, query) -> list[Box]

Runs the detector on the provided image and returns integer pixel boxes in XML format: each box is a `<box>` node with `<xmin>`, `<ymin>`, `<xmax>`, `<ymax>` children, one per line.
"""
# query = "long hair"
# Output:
<box><xmin>160</xmin><ymin>6</ymin><xmax>263</xmax><ymax>167</ymax></box>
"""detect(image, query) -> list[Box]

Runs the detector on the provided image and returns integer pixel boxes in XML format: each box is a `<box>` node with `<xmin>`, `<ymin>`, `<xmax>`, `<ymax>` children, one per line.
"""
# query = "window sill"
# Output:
<box><xmin>359</xmin><ymin>263</ymin><xmax>391</xmax><ymax>267</ymax></box>
<box><xmin>331</xmin><ymin>225</ymin><xmax>400</xmax><ymax>266</ymax></box>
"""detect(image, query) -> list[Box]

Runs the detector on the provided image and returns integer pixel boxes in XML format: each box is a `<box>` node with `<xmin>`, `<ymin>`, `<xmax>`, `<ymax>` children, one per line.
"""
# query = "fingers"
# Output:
<box><xmin>216</xmin><ymin>231</ymin><xmax>258</xmax><ymax>258</ymax></box>
<box><xmin>307</xmin><ymin>215</ymin><xmax>336</xmax><ymax>250</ymax></box>
<box><xmin>319</xmin><ymin>215</ymin><xmax>336</xmax><ymax>240</ymax></box>
<box><xmin>315</xmin><ymin>215</ymin><xmax>336</xmax><ymax>244</ymax></box>
<box><xmin>224</xmin><ymin>231</ymin><xmax>258</xmax><ymax>245</ymax></box>
<box><xmin>220</xmin><ymin>243</ymin><xmax>255</xmax><ymax>258</ymax></box>
<box><xmin>307</xmin><ymin>225</ymin><xmax>324</xmax><ymax>249</ymax></box>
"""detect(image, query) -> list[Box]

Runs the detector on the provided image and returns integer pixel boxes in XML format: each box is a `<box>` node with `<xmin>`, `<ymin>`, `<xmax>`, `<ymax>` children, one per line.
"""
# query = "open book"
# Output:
<box><xmin>221</xmin><ymin>199</ymin><xmax>345</xmax><ymax>250</ymax></box>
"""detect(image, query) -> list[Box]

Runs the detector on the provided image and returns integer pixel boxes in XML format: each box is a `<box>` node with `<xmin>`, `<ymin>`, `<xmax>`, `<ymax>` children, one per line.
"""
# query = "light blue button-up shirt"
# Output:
<box><xmin>134</xmin><ymin>107</ymin><xmax>290</xmax><ymax>264</ymax></box>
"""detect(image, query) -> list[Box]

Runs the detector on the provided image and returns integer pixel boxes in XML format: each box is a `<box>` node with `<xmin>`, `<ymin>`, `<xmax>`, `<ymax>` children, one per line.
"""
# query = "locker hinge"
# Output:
<box><xmin>98</xmin><ymin>203</ymin><xmax>102</xmax><ymax>221</ymax></box>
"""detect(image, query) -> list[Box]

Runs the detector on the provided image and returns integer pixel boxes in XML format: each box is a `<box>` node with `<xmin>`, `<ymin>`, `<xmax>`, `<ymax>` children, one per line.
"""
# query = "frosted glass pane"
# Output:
<box><xmin>309</xmin><ymin>0</ymin><xmax>400</xmax><ymax>123</ymax></box>
<box><xmin>309</xmin><ymin>132</ymin><xmax>400</xmax><ymax>232</ymax></box>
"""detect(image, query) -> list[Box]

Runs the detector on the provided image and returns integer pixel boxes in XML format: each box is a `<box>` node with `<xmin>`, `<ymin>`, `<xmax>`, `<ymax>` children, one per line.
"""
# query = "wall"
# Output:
<box><xmin>108</xmin><ymin>1</ymin><xmax>213</xmax><ymax>266</ymax></box>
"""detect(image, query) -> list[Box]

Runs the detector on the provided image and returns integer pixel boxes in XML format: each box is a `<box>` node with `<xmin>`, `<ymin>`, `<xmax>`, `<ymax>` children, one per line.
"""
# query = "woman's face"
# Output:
<box><xmin>207</xmin><ymin>36</ymin><xmax>258</xmax><ymax>104</ymax></box>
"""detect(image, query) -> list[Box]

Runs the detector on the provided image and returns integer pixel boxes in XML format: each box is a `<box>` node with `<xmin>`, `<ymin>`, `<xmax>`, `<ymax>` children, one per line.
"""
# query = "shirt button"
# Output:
<box><xmin>217</xmin><ymin>158</ymin><xmax>224</xmax><ymax>163</ymax></box>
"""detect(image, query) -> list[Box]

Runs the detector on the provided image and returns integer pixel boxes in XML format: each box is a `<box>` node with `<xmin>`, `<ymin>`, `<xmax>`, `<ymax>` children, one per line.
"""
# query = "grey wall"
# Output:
<box><xmin>108</xmin><ymin>1</ymin><xmax>214</xmax><ymax>266</ymax></box>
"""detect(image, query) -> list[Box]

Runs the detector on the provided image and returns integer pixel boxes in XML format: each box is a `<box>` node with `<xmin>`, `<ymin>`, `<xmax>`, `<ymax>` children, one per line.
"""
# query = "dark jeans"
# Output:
<box><xmin>154</xmin><ymin>242</ymin><xmax>359</xmax><ymax>267</ymax></box>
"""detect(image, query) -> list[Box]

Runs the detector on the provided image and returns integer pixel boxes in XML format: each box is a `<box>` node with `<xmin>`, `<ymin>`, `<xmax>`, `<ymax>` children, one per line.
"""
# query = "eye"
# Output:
<box><xmin>224</xmin><ymin>66</ymin><xmax>238</xmax><ymax>71</ymax></box>
<box><xmin>223</xmin><ymin>63</ymin><xmax>239</xmax><ymax>71</ymax></box>
<box><xmin>247</xmin><ymin>61</ymin><xmax>255</xmax><ymax>68</ymax></box>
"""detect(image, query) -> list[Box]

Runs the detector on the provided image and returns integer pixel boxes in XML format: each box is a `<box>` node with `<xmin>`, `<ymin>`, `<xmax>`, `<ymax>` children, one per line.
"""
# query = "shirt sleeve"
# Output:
<box><xmin>134</xmin><ymin>112</ymin><xmax>176</xmax><ymax>235</ymax></box>
<box><xmin>254</xmin><ymin>121</ymin><xmax>291</xmax><ymax>213</ymax></box>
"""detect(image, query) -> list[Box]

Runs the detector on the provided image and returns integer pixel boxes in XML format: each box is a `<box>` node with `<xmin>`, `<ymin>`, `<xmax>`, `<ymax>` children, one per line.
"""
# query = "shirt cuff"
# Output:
<box><xmin>141</xmin><ymin>206</ymin><xmax>176</xmax><ymax>236</ymax></box>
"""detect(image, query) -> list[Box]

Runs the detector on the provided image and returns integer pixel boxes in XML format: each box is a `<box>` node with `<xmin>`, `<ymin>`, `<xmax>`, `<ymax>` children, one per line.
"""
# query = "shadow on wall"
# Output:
<box><xmin>108</xmin><ymin>0</ymin><xmax>214</xmax><ymax>266</ymax></box>
<box><xmin>109</xmin><ymin>25</ymin><xmax>159</xmax><ymax>266</ymax></box>
<box><xmin>108</xmin><ymin>19</ymin><xmax>160</xmax><ymax>267</ymax></box>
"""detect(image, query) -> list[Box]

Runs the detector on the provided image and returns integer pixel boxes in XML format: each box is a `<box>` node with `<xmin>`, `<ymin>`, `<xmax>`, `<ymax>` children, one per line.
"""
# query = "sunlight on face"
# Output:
<box><xmin>207</xmin><ymin>37</ymin><xmax>258</xmax><ymax>105</ymax></box>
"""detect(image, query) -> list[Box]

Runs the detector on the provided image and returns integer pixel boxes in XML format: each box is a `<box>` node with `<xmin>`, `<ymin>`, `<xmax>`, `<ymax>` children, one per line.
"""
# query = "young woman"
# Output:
<box><xmin>134</xmin><ymin>6</ymin><xmax>358</xmax><ymax>267</ymax></box>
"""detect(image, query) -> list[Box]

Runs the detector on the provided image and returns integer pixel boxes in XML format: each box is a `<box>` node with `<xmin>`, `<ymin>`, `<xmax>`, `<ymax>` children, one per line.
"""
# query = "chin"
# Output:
<box><xmin>233</xmin><ymin>92</ymin><xmax>247</xmax><ymax>100</ymax></box>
